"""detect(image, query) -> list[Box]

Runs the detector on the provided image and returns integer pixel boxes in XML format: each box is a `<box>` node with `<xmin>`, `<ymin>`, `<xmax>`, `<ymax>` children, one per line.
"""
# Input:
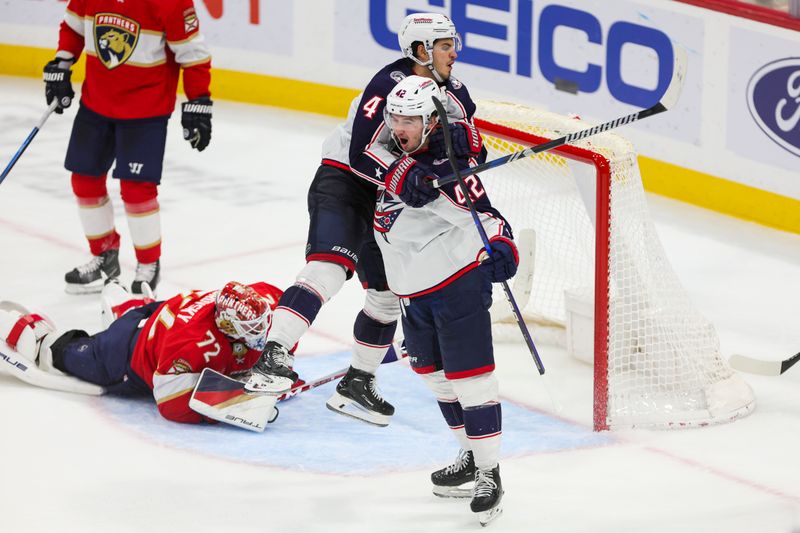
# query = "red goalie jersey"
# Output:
<box><xmin>130</xmin><ymin>282</ymin><xmax>282</xmax><ymax>424</ymax></box>
<box><xmin>56</xmin><ymin>0</ymin><xmax>212</xmax><ymax>119</ymax></box>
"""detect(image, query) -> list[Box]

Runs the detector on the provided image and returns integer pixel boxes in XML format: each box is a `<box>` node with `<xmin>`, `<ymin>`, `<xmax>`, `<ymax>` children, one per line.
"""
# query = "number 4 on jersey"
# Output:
<box><xmin>362</xmin><ymin>95</ymin><xmax>384</xmax><ymax>119</ymax></box>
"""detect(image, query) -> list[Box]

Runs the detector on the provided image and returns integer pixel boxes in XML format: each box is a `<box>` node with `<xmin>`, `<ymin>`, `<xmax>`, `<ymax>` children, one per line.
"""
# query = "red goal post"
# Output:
<box><xmin>473</xmin><ymin>101</ymin><xmax>755</xmax><ymax>430</ymax></box>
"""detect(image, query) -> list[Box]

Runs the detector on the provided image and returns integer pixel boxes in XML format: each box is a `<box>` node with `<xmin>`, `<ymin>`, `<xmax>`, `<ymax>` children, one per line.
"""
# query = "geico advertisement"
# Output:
<box><xmin>728</xmin><ymin>27</ymin><xmax>800</xmax><ymax>174</ymax></box>
<box><xmin>334</xmin><ymin>0</ymin><xmax>704</xmax><ymax>143</ymax></box>
<box><xmin>0</xmin><ymin>0</ymin><xmax>291</xmax><ymax>55</ymax></box>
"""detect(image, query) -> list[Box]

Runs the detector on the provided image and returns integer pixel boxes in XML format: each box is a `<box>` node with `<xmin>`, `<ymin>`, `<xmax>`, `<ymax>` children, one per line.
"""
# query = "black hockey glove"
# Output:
<box><xmin>181</xmin><ymin>97</ymin><xmax>213</xmax><ymax>152</ymax></box>
<box><xmin>428</xmin><ymin>121</ymin><xmax>483</xmax><ymax>159</ymax></box>
<box><xmin>384</xmin><ymin>155</ymin><xmax>440</xmax><ymax>208</ymax></box>
<box><xmin>42</xmin><ymin>58</ymin><xmax>75</xmax><ymax>114</ymax></box>
<box><xmin>479</xmin><ymin>238</ymin><xmax>519</xmax><ymax>283</ymax></box>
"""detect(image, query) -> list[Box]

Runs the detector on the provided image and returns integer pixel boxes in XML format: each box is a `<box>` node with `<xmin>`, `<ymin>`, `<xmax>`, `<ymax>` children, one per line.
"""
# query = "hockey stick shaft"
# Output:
<box><xmin>277</xmin><ymin>344</ymin><xmax>409</xmax><ymax>400</ymax></box>
<box><xmin>431</xmin><ymin>46</ymin><xmax>687</xmax><ymax>189</ymax></box>
<box><xmin>0</xmin><ymin>101</ymin><xmax>59</xmax><ymax>185</ymax></box>
<box><xmin>432</xmin><ymin>96</ymin><xmax>545</xmax><ymax>374</ymax></box>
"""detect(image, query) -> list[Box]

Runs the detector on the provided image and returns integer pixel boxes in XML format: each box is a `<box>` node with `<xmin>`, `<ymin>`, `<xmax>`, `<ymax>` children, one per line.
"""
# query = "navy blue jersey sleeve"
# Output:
<box><xmin>349</xmin><ymin>60</ymin><xmax>414</xmax><ymax>185</ymax></box>
<box><xmin>444</xmin><ymin>80</ymin><xmax>488</xmax><ymax>165</ymax></box>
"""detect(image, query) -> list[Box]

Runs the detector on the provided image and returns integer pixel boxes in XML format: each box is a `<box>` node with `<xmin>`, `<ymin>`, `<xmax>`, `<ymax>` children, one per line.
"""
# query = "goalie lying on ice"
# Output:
<box><xmin>0</xmin><ymin>280</ymin><xmax>301</xmax><ymax>429</ymax></box>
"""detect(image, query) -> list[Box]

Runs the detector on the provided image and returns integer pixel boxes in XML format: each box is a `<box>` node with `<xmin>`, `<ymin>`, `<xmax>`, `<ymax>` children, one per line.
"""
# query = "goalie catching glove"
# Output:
<box><xmin>479</xmin><ymin>237</ymin><xmax>519</xmax><ymax>283</ymax></box>
<box><xmin>181</xmin><ymin>97</ymin><xmax>213</xmax><ymax>152</ymax></box>
<box><xmin>384</xmin><ymin>155</ymin><xmax>440</xmax><ymax>208</ymax></box>
<box><xmin>428</xmin><ymin>121</ymin><xmax>483</xmax><ymax>159</ymax></box>
<box><xmin>42</xmin><ymin>57</ymin><xmax>76</xmax><ymax>114</ymax></box>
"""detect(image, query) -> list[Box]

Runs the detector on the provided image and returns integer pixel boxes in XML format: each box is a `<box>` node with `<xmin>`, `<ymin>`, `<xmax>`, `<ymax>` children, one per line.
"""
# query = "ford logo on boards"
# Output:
<box><xmin>747</xmin><ymin>58</ymin><xmax>800</xmax><ymax>158</ymax></box>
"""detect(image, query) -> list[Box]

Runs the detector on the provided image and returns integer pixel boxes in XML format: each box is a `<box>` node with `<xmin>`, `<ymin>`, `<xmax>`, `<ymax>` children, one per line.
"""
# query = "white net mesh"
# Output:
<box><xmin>475</xmin><ymin>101</ymin><xmax>755</xmax><ymax>429</ymax></box>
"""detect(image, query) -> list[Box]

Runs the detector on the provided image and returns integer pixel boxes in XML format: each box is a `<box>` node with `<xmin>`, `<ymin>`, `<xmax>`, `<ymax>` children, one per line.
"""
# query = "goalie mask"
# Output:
<box><xmin>214</xmin><ymin>282</ymin><xmax>271</xmax><ymax>351</ymax></box>
<box><xmin>384</xmin><ymin>75</ymin><xmax>442</xmax><ymax>154</ymax></box>
<box><xmin>398</xmin><ymin>13</ymin><xmax>462</xmax><ymax>82</ymax></box>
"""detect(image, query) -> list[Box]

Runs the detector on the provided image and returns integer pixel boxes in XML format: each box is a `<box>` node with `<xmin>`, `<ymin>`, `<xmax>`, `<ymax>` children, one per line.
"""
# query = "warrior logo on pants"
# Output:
<box><xmin>94</xmin><ymin>13</ymin><xmax>140</xmax><ymax>69</ymax></box>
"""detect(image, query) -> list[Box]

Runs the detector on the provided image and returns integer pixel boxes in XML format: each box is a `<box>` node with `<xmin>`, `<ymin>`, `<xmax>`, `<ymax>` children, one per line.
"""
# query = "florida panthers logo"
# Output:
<box><xmin>94</xmin><ymin>13</ymin><xmax>140</xmax><ymax>69</ymax></box>
<box><xmin>374</xmin><ymin>189</ymin><xmax>404</xmax><ymax>240</ymax></box>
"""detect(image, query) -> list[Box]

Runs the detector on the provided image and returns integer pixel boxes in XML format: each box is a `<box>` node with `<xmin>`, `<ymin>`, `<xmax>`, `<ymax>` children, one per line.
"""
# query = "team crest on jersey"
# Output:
<box><xmin>183</xmin><ymin>7</ymin><xmax>199</xmax><ymax>33</ymax></box>
<box><xmin>450</xmin><ymin>77</ymin><xmax>462</xmax><ymax>89</ymax></box>
<box><xmin>170</xmin><ymin>358</ymin><xmax>193</xmax><ymax>374</ymax></box>
<box><xmin>93</xmin><ymin>13</ymin><xmax>139</xmax><ymax>69</ymax></box>
<box><xmin>390</xmin><ymin>71</ymin><xmax>406</xmax><ymax>83</ymax></box>
<box><xmin>374</xmin><ymin>189</ymin><xmax>404</xmax><ymax>238</ymax></box>
<box><xmin>232</xmin><ymin>342</ymin><xmax>248</xmax><ymax>365</ymax></box>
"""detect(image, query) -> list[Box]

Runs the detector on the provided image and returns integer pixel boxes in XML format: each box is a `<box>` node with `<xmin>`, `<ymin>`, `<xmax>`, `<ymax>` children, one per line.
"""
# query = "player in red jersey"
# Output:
<box><xmin>43</xmin><ymin>0</ymin><xmax>213</xmax><ymax>296</ymax></box>
<box><xmin>0</xmin><ymin>281</ymin><xmax>291</xmax><ymax>425</ymax></box>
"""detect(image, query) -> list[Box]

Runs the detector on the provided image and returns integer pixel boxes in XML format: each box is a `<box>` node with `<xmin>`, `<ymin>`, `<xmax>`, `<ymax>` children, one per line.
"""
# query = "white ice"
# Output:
<box><xmin>0</xmin><ymin>76</ymin><xmax>799</xmax><ymax>533</ymax></box>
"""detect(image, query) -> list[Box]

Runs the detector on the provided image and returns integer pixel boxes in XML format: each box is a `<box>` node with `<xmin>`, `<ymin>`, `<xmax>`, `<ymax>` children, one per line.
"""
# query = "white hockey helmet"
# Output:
<box><xmin>398</xmin><ymin>13</ymin><xmax>461</xmax><ymax>79</ymax></box>
<box><xmin>384</xmin><ymin>75</ymin><xmax>444</xmax><ymax>152</ymax></box>
<box><xmin>215</xmin><ymin>282</ymin><xmax>272</xmax><ymax>351</ymax></box>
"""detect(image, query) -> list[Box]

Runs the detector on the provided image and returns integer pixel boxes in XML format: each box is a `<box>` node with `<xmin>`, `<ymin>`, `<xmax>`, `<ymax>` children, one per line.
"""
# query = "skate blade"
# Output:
<box><xmin>65</xmin><ymin>282</ymin><xmax>104</xmax><ymax>295</ymax></box>
<box><xmin>325</xmin><ymin>392</ymin><xmax>390</xmax><ymax>427</ymax></box>
<box><xmin>432</xmin><ymin>485</ymin><xmax>473</xmax><ymax>499</ymax></box>
<box><xmin>244</xmin><ymin>374</ymin><xmax>292</xmax><ymax>394</ymax></box>
<box><xmin>478</xmin><ymin>505</ymin><xmax>503</xmax><ymax>527</ymax></box>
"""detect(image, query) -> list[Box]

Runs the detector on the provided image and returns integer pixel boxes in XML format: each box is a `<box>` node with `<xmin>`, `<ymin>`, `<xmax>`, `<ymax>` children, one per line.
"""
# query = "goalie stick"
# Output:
<box><xmin>432</xmin><ymin>95</ymin><xmax>545</xmax><ymax>375</ymax></box>
<box><xmin>728</xmin><ymin>351</ymin><xmax>800</xmax><ymax>376</ymax></box>
<box><xmin>431</xmin><ymin>45</ymin><xmax>688</xmax><ymax>189</ymax></box>
<box><xmin>189</xmin><ymin>342</ymin><xmax>409</xmax><ymax>431</ymax></box>
<box><xmin>1</xmin><ymin>101</ymin><xmax>59</xmax><ymax>185</ymax></box>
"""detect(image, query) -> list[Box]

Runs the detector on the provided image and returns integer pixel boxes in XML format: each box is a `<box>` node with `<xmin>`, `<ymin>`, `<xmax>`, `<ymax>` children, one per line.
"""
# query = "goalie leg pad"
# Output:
<box><xmin>0</xmin><ymin>306</ymin><xmax>56</xmax><ymax>364</ymax></box>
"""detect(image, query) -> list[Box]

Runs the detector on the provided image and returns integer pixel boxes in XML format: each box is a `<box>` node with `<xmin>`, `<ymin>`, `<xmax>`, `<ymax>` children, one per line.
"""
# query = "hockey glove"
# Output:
<box><xmin>428</xmin><ymin>121</ymin><xmax>483</xmax><ymax>159</ymax></box>
<box><xmin>479</xmin><ymin>238</ymin><xmax>519</xmax><ymax>283</ymax></box>
<box><xmin>181</xmin><ymin>97</ymin><xmax>213</xmax><ymax>152</ymax></box>
<box><xmin>384</xmin><ymin>155</ymin><xmax>439</xmax><ymax>208</ymax></box>
<box><xmin>43</xmin><ymin>58</ymin><xmax>75</xmax><ymax>114</ymax></box>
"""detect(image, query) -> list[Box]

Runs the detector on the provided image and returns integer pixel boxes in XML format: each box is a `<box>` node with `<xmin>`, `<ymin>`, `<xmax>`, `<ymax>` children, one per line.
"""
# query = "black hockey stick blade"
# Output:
<box><xmin>431</xmin><ymin>95</ymin><xmax>545</xmax><ymax>374</ymax></box>
<box><xmin>431</xmin><ymin>44</ymin><xmax>688</xmax><ymax>189</ymax></box>
<box><xmin>729</xmin><ymin>351</ymin><xmax>800</xmax><ymax>376</ymax></box>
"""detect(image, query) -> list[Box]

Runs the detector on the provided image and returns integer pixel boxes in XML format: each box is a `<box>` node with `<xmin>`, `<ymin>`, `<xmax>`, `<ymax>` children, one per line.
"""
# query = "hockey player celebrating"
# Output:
<box><xmin>246</xmin><ymin>13</ymin><xmax>485</xmax><ymax>429</ymax></box>
<box><xmin>43</xmin><ymin>0</ymin><xmax>213</xmax><ymax>295</ymax></box>
<box><xmin>375</xmin><ymin>76</ymin><xmax>516</xmax><ymax>526</ymax></box>
<box><xmin>0</xmin><ymin>281</ymin><xmax>293</xmax><ymax>427</ymax></box>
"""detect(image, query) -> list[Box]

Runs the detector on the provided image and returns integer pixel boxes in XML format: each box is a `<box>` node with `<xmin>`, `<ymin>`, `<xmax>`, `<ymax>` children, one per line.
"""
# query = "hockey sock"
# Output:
<box><xmin>438</xmin><ymin>399</ymin><xmax>472</xmax><ymax>451</ymax></box>
<box><xmin>463</xmin><ymin>402</ymin><xmax>502</xmax><ymax>470</ymax></box>
<box><xmin>71</xmin><ymin>173</ymin><xmax>120</xmax><ymax>255</ymax></box>
<box><xmin>352</xmin><ymin>310</ymin><xmax>397</xmax><ymax>374</ymax></box>
<box><xmin>121</xmin><ymin>180</ymin><xmax>161</xmax><ymax>264</ymax></box>
<box><xmin>268</xmin><ymin>285</ymin><xmax>324</xmax><ymax>349</ymax></box>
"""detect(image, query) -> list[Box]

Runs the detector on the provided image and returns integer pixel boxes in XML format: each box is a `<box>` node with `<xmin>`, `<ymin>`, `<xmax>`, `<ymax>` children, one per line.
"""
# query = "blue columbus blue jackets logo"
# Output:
<box><xmin>374</xmin><ymin>189</ymin><xmax>404</xmax><ymax>238</ymax></box>
<box><xmin>93</xmin><ymin>13</ymin><xmax>140</xmax><ymax>70</ymax></box>
<box><xmin>747</xmin><ymin>58</ymin><xmax>800</xmax><ymax>158</ymax></box>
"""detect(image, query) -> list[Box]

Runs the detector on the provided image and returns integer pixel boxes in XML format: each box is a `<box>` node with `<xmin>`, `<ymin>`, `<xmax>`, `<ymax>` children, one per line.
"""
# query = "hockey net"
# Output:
<box><xmin>475</xmin><ymin>101</ymin><xmax>755</xmax><ymax>430</ymax></box>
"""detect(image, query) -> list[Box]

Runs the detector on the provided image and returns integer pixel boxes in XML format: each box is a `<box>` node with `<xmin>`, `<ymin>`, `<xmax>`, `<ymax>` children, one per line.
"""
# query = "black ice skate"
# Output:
<box><xmin>244</xmin><ymin>341</ymin><xmax>297</xmax><ymax>394</ymax></box>
<box><xmin>471</xmin><ymin>465</ymin><xmax>504</xmax><ymax>527</ymax></box>
<box><xmin>431</xmin><ymin>449</ymin><xmax>476</xmax><ymax>498</ymax></box>
<box><xmin>64</xmin><ymin>249</ymin><xmax>121</xmax><ymax>294</ymax></box>
<box><xmin>326</xmin><ymin>366</ymin><xmax>394</xmax><ymax>427</ymax></box>
<box><xmin>132</xmin><ymin>260</ymin><xmax>160</xmax><ymax>295</ymax></box>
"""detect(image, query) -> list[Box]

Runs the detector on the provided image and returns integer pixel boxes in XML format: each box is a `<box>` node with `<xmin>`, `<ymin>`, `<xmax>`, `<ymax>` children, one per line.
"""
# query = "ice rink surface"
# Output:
<box><xmin>1</xmin><ymin>76</ymin><xmax>799</xmax><ymax>532</ymax></box>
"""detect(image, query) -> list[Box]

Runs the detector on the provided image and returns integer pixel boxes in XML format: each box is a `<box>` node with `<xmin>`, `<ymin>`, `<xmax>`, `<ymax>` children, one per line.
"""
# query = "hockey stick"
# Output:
<box><xmin>431</xmin><ymin>46</ymin><xmax>688</xmax><ymax>189</ymax></box>
<box><xmin>0</xmin><ymin>101</ymin><xmax>59</xmax><ymax>185</ymax></box>
<box><xmin>488</xmin><ymin>228</ymin><xmax>535</xmax><ymax>322</ymax></box>
<box><xmin>729</xmin><ymin>351</ymin><xmax>800</xmax><ymax>376</ymax></box>
<box><xmin>190</xmin><ymin>342</ymin><xmax>409</xmax><ymax>431</ymax></box>
<box><xmin>432</xmin><ymin>95</ymin><xmax>545</xmax><ymax>375</ymax></box>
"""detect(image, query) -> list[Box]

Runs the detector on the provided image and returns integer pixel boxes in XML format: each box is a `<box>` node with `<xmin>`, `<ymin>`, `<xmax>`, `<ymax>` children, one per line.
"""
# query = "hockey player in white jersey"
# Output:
<box><xmin>374</xmin><ymin>76</ymin><xmax>516</xmax><ymax>526</ymax></box>
<box><xmin>246</xmin><ymin>14</ymin><xmax>485</xmax><ymax>428</ymax></box>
